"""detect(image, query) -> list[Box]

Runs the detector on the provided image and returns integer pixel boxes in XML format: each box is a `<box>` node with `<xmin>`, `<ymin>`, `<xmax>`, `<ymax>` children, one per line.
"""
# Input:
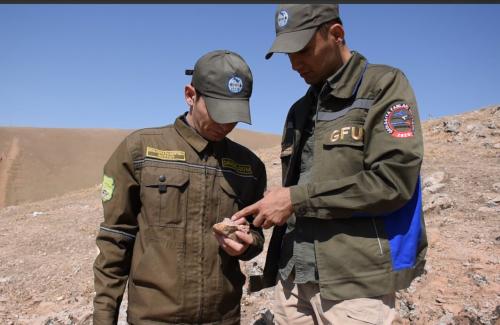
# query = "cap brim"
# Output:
<box><xmin>265</xmin><ymin>28</ymin><xmax>317</xmax><ymax>60</ymax></box>
<box><xmin>204</xmin><ymin>97</ymin><xmax>251</xmax><ymax>125</ymax></box>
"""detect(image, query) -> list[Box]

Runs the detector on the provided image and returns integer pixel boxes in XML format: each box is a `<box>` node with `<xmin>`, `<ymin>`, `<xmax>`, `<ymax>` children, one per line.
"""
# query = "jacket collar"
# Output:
<box><xmin>325</xmin><ymin>51</ymin><xmax>367</xmax><ymax>99</ymax></box>
<box><xmin>174</xmin><ymin>114</ymin><xmax>211</xmax><ymax>154</ymax></box>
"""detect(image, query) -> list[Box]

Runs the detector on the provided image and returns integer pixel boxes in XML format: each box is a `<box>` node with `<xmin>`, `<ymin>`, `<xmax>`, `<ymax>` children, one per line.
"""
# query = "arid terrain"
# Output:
<box><xmin>0</xmin><ymin>106</ymin><xmax>499</xmax><ymax>324</ymax></box>
<box><xmin>0</xmin><ymin>127</ymin><xmax>280</xmax><ymax>208</ymax></box>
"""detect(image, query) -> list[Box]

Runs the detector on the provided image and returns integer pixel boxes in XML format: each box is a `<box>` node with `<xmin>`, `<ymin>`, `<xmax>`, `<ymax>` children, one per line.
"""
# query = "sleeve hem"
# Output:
<box><xmin>290</xmin><ymin>185</ymin><xmax>309</xmax><ymax>216</ymax></box>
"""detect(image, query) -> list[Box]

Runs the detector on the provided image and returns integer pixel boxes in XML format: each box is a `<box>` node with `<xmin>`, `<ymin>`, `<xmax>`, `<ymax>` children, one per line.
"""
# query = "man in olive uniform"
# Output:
<box><xmin>233</xmin><ymin>4</ymin><xmax>427</xmax><ymax>324</ymax></box>
<box><xmin>93</xmin><ymin>50</ymin><xmax>267</xmax><ymax>325</ymax></box>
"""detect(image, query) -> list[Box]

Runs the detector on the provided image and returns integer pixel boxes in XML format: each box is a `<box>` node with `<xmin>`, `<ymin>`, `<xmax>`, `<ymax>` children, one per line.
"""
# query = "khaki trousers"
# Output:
<box><xmin>273</xmin><ymin>274</ymin><xmax>403</xmax><ymax>325</ymax></box>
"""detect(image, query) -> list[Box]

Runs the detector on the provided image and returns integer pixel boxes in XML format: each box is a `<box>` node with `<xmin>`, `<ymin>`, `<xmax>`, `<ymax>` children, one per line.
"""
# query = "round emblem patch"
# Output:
<box><xmin>228</xmin><ymin>76</ymin><xmax>243</xmax><ymax>94</ymax></box>
<box><xmin>277</xmin><ymin>10</ymin><xmax>288</xmax><ymax>28</ymax></box>
<box><xmin>383</xmin><ymin>103</ymin><xmax>415</xmax><ymax>138</ymax></box>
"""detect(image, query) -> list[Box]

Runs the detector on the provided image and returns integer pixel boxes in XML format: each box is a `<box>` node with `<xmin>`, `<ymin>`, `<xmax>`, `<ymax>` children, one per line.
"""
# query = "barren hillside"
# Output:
<box><xmin>0</xmin><ymin>127</ymin><xmax>280</xmax><ymax>208</ymax></box>
<box><xmin>0</xmin><ymin>105</ymin><xmax>499</xmax><ymax>325</ymax></box>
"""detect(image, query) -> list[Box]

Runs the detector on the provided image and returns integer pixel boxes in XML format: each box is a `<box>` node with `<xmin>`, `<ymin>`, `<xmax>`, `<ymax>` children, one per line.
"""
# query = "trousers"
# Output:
<box><xmin>272</xmin><ymin>274</ymin><xmax>403</xmax><ymax>325</ymax></box>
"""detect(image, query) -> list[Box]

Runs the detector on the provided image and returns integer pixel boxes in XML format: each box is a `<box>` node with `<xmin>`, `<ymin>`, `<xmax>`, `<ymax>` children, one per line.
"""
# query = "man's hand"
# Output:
<box><xmin>214</xmin><ymin>230</ymin><xmax>253</xmax><ymax>256</ymax></box>
<box><xmin>231</xmin><ymin>187</ymin><xmax>293</xmax><ymax>229</ymax></box>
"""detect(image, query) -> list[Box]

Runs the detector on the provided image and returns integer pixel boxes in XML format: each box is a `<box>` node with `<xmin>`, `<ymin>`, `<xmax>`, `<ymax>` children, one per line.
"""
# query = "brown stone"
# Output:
<box><xmin>212</xmin><ymin>218</ymin><xmax>250</xmax><ymax>242</ymax></box>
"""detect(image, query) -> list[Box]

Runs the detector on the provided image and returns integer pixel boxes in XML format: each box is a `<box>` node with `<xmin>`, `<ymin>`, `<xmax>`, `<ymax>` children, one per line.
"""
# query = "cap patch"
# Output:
<box><xmin>228</xmin><ymin>76</ymin><xmax>243</xmax><ymax>94</ymax></box>
<box><xmin>384</xmin><ymin>103</ymin><xmax>414</xmax><ymax>138</ymax></box>
<box><xmin>101</xmin><ymin>175</ymin><xmax>115</xmax><ymax>202</ymax></box>
<box><xmin>277</xmin><ymin>10</ymin><xmax>289</xmax><ymax>28</ymax></box>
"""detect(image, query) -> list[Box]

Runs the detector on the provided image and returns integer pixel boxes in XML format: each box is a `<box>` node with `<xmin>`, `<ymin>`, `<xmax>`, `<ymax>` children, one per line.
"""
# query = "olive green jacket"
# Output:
<box><xmin>93</xmin><ymin>116</ymin><xmax>266</xmax><ymax>325</ymax></box>
<box><xmin>253</xmin><ymin>52</ymin><xmax>427</xmax><ymax>301</ymax></box>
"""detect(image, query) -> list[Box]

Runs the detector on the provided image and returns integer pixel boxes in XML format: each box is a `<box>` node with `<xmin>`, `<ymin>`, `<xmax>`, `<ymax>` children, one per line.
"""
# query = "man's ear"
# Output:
<box><xmin>185</xmin><ymin>84</ymin><xmax>196</xmax><ymax>106</ymax></box>
<box><xmin>329</xmin><ymin>23</ymin><xmax>345</xmax><ymax>46</ymax></box>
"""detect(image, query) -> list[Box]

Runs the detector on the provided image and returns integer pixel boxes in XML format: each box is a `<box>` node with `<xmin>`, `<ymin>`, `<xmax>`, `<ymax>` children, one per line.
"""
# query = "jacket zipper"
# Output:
<box><xmin>198</xmin><ymin>151</ymin><xmax>209</xmax><ymax>321</ymax></box>
<box><xmin>371</xmin><ymin>218</ymin><xmax>384</xmax><ymax>256</ymax></box>
<box><xmin>311</xmin><ymin>83</ymin><xmax>329</xmax><ymax>172</ymax></box>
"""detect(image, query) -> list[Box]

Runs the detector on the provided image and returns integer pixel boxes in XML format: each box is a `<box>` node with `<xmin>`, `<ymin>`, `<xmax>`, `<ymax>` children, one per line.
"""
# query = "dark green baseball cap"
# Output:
<box><xmin>185</xmin><ymin>50</ymin><xmax>253</xmax><ymax>124</ymax></box>
<box><xmin>266</xmin><ymin>4</ymin><xmax>340</xmax><ymax>60</ymax></box>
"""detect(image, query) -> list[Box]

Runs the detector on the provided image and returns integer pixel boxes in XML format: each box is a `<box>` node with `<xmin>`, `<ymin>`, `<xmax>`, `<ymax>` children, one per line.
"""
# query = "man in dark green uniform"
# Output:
<box><xmin>233</xmin><ymin>4</ymin><xmax>427</xmax><ymax>324</ymax></box>
<box><xmin>93</xmin><ymin>50</ymin><xmax>266</xmax><ymax>325</ymax></box>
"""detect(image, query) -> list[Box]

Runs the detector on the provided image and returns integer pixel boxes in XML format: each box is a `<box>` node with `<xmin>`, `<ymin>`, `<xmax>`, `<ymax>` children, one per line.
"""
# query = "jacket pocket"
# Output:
<box><xmin>141</xmin><ymin>168</ymin><xmax>189</xmax><ymax>227</ymax></box>
<box><xmin>315</xmin><ymin>218</ymin><xmax>391</xmax><ymax>282</ymax></box>
<box><xmin>317</xmin><ymin>126</ymin><xmax>365</xmax><ymax>180</ymax></box>
<box><xmin>130</xmin><ymin>239</ymin><xmax>185</xmax><ymax>317</ymax></box>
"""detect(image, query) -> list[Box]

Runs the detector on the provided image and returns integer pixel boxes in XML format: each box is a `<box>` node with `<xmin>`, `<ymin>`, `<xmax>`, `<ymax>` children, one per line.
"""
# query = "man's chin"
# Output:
<box><xmin>302</xmin><ymin>76</ymin><xmax>315</xmax><ymax>85</ymax></box>
<box><xmin>300</xmin><ymin>73</ymin><xmax>324</xmax><ymax>86</ymax></box>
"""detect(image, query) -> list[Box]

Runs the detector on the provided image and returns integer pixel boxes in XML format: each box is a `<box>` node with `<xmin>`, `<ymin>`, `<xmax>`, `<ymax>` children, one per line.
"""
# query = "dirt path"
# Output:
<box><xmin>0</xmin><ymin>137</ymin><xmax>19</xmax><ymax>208</ymax></box>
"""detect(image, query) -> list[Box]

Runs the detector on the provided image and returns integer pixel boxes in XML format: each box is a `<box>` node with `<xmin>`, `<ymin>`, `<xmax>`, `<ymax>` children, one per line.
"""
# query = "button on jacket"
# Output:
<box><xmin>93</xmin><ymin>116</ymin><xmax>266</xmax><ymax>325</ymax></box>
<box><xmin>258</xmin><ymin>52</ymin><xmax>427</xmax><ymax>301</ymax></box>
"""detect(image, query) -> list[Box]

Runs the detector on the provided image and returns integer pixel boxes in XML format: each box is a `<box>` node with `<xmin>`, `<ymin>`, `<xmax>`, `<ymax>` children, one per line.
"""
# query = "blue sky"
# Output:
<box><xmin>1</xmin><ymin>4</ymin><xmax>499</xmax><ymax>134</ymax></box>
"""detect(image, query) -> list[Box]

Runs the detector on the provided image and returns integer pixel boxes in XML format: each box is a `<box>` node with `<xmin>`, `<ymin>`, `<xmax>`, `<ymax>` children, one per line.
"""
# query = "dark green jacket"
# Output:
<box><xmin>93</xmin><ymin>116</ymin><xmax>266</xmax><ymax>325</ymax></box>
<box><xmin>255</xmin><ymin>52</ymin><xmax>427</xmax><ymax>301</ymax></box>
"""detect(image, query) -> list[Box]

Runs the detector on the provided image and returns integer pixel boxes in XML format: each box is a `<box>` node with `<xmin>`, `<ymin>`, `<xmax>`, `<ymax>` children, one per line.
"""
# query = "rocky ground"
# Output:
<box><xmin>0</xmin><ymin>106</ymin><xmax>499</xmax><ymax>324</ymax></box>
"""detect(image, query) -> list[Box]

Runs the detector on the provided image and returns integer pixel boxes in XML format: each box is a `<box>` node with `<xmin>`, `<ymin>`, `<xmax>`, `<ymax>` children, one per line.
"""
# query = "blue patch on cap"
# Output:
<box><xmin>228</xmin><ymin>76</ymin><xmax>243</xmax><ymax>94</ymax></box>
<box><xmin>277</xmin><ymin>10</ymin><xmax>288</xmax><ymax>28</ymax></box>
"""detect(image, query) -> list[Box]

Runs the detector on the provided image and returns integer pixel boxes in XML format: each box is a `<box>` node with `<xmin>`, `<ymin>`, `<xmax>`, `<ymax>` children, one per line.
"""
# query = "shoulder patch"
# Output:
<box><xmin>383</xmin><ymin>103</ymin><xmax>414</xmax><ymax>138</ymax></box>
<box><xmin>221</xmin><ymin>158</ymin><xmax>253</xmax><ymax>176</ymax></box>
<box><xmin>101</xmin><ymin>175</ymin><xmax>115</xmax><ymax>202</ymax></box>
<box><xmin>146</xmin><ymin>146</ymin><xmax>186</xmax><ymax>161</ymax></box>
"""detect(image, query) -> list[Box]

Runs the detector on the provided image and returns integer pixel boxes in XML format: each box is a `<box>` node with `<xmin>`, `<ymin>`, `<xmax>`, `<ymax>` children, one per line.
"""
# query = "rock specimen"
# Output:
<box><xmin>212</xmin><ymin>218</ymin><xmax>250</xmax><ymax>242</ymax></box>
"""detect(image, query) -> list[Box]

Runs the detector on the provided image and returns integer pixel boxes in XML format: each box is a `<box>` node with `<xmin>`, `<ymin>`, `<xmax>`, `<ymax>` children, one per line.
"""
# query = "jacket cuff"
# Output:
<box><xmin>92</xmin><ymin>311</ymin><xmax>117</xmax><ymax>325</ymax></box>
<box><xmin>290</xmin><ymin>185</ymin><xmax>309</xmax><ymax>217</ymax></box>
<box><xmin>238</xmin><ymin>232</ymin><xmax>263</xmax><ymax>261</ymax></box>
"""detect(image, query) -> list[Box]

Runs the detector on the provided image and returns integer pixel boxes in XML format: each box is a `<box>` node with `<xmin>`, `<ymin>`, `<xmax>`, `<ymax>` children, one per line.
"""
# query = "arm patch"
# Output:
<box><xmin>101</xmin><ymin>175</ymin><xmax>115</xmax><ymax>202</ymax></box>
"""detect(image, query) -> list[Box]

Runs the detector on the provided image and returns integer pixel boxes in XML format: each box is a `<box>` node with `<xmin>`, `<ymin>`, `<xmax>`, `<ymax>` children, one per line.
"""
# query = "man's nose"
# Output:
<box><xmin>288</xmin><ymin>53</ymin><xmax>302</xmax><ymax>71</ymax></box>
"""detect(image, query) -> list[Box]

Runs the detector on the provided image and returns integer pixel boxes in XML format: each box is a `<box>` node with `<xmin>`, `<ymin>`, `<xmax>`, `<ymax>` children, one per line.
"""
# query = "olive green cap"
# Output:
<box><xmin>185</xmin><ymin>50</ymin><xmax>253</xmax><ymax>124</ymax></box>
<box><xmin>266</xmin><ymin>4</ymin><xmax>340</xmax><ymax>60</ymax></box>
